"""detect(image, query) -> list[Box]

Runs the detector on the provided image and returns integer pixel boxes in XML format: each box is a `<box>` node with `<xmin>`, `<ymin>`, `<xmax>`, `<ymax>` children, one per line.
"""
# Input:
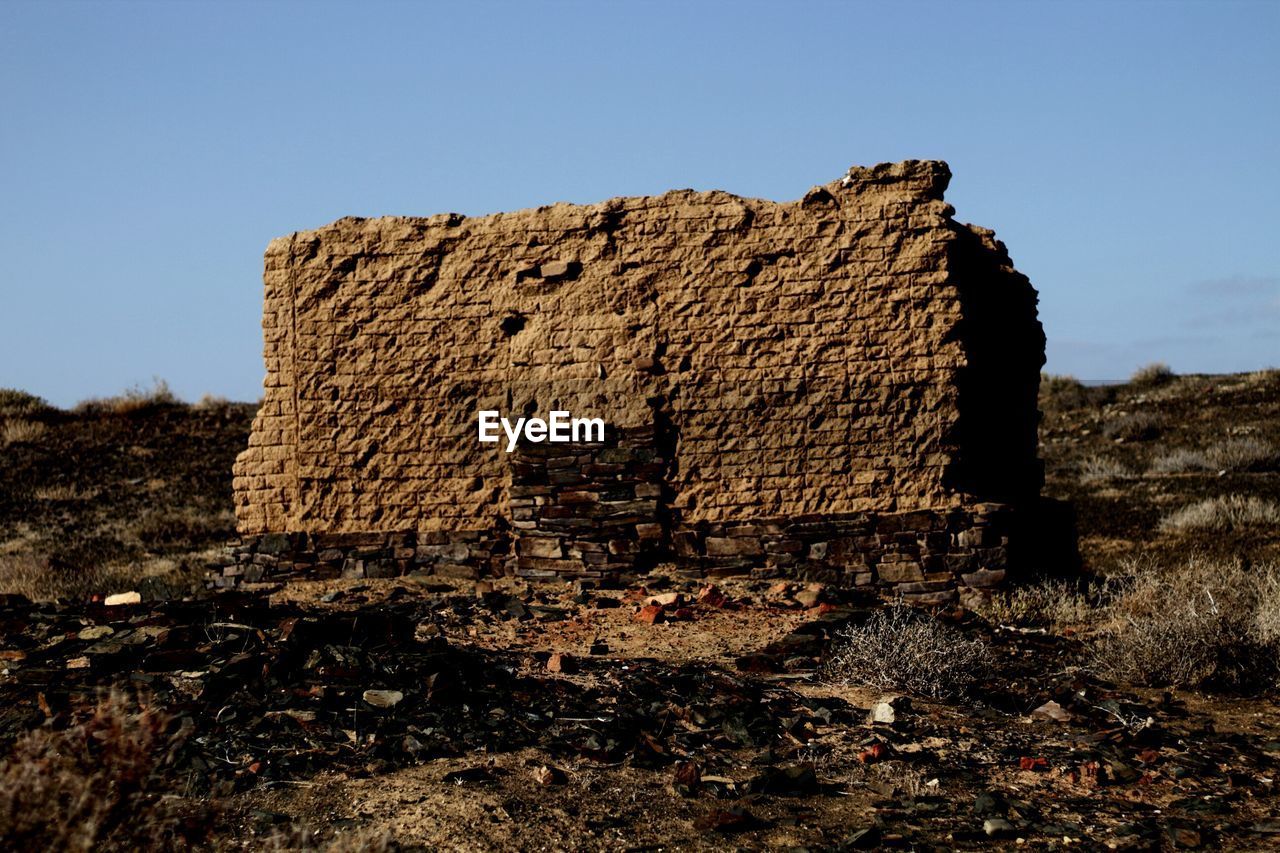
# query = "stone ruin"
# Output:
<box><xmin>223</xmin><ymin>160</ymin><xmax>1059</xmax><ymax>606</ymax></box>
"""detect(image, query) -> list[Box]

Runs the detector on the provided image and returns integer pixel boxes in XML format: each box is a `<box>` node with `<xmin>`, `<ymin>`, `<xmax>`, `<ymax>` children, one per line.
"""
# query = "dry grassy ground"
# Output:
<box><xmin>0</xmin><ymin>370</ymin><xmax>1278</xmax><ymax>851</ymax></box>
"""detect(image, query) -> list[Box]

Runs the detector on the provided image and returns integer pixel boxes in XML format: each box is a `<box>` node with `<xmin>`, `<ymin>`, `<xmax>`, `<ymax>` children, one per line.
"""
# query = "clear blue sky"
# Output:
<box><xmin>2</xmin><ymin>1</ymin><xmax>1276</xmax><ymax>406</ymax></box>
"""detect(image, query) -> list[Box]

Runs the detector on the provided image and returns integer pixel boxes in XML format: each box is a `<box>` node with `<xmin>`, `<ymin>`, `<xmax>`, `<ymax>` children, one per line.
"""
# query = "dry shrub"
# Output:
<box><xmin>2</xmin><ymin>420</ymin><xmax>46</xmax><ymax>446</ymax></box>
<box><xmin>1078</xmin><ymin>455</ymin><xmax>1132</xmax><ymax>484</ymax></box>
<box><xmin>1160</xmin><ymin>495</ymin><xmax>1280</xmax><ymax>533</ymax></box>
<box><xmin>1150</xmin><ymin>438</ymin><xmax>1278</xmax><ymax>475</ymax></box>
<box><xmin>0</xmin><ymin>390</ymin><xmax>53</xmax><ymax>419</ymax></box>
<box><xmin>1101</xmin><ymin>410</ymin><xmax>1166</xmax><ymax>441</ymax></box>
<box><xmin>821</xmin><ymin>604</ymin><xmax>991</xmax><ymax>698</ymax></box>
<box><xmin>33</xmin><ymin>484</ymin><xmax>98</xmax><ymax>502</ymax></box>
<box><xmin>0</xmin><ymin>692</ymin><xmax>210</xmax><ymax>851</ymax></box>
<box><xmin>1091</xmin><ymin>556</ymin><xmax>1280</xmax><ymax>691</ymax></box>
<box><xmin>193</xmin><ymin>393</ymin><xmax>230</xmax><ymax>410</ymax></box>
<box><xmin>0</xmin><ymin>555</ymin><xmax>130</xmax><ymax>603</ymax></box>
<box><xmin>1040</xmin><ymin>373</ymin><xmax>1089</xmax><ymax>409</ymax></box>
<box><xmin>75</xmin><ymin>379</ymin><xmax>182</xmax><ymax>416</ymax></box>
<box><xmin>1130</xmin><ymin>362</ymin><xmax>1174</xmax><ymax>387</ymax></box>
<box><xmin>1149</xmin><ymin>447</ymin><xmax>1210</xmax><ymax>475</ymax></box>
<box><xmin>1207</xmin><ymin>437</ymin><xmax>1279</xmax><ymax>472</ymax></box>
<box><xmin>976</xmin><ymin>579</ymin><xmax>1094</xmax><ymax>629</ymax></box>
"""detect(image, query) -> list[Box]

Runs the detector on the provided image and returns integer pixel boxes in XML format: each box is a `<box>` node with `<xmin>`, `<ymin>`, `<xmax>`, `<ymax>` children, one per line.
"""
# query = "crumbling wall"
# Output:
<box><xmin>235</xmin><ymin>160</ymin><xmax>1039</xmax><ymax>543</ymax></box>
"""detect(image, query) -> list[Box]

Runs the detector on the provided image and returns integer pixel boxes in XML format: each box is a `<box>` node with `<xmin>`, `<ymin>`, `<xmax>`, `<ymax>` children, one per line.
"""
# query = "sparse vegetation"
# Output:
<box><xmin>0</xmin><ymin>554</ymin><xmax>128</xmax><ymax>603</ymax></box>
<box><xmin>1129</xmin><ymin>362</ymin><xmax>1174</xmax><ymax>387</ymax></box>
<box><xmin>1077</xmin><ymin>454</ymin><xmax>1132</xmax><ymax>484</ymax></box>
<box><xmin>822</xmin><ymin>604</ymin><xmax>992</xmax><ymax>698</ymax></box>
<box><xmin>1101</xmin><ymin>410</ymin><xmax>1166</xmax><ymax>441</ymax></box>
<box><xmin>33</xmin><ymin>485</ymin><xmax>97</xmax><ymax>502</ymax></box>
<box><xmin>0</xmin><ymin>692</ymin><xmax>211</xmax><ymax>851</ymax></box>
<box><xmin>133</xmin><ymin>506</ymin><xmax>236</xmax><ymax>550</ymax></box>
<box><xmin>1150</xmin><ymin>437</ymin><xmax>1279</xmax><ymax>474</ymax></box>
<box><xmin>0</xmin><ymin>390</ymin><xmax>53</xmax><ymax>419</ymax></box>
<box><xmin>975</xmin><ymin>578</ymin><xmax>1094</xmax><ymax>629</ymax></box>
<box><xmin>74</xmin><ymin>379</ymin><xmax>182</xmax><ymax>417</ymax></box>
<box><xmin>1090</xmin><ymin>556</ymin><xmax>1280</xmax><ymax>691</ymax></box>
<box><xmin>1039</xmin><ymin>373</ymin><xmax>1089</xmax><ymax>409</ymax></box>
<box><xmin>1160</xmin><ymin>495</ymin><xmax>1280</xmax><ymax>532</ymax></box>
<box><xmin>1</xmin><ymin>420</ymin><xmax>46</xmax><ymax>446</ymax></box>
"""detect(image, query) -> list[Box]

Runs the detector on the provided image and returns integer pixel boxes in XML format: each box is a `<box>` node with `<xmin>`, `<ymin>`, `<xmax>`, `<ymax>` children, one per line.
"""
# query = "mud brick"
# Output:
<box><xmin>232</xmin><ymin>159</ymin><xmax>1049</xmax><ymax>590</ymax></box>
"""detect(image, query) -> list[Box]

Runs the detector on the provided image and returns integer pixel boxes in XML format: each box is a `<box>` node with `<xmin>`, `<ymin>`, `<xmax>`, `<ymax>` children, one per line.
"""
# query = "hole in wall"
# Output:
<box><xmin>500</xmin><ymin>314</ymin><xmax>526</xmax><ymax>336</ymax></box>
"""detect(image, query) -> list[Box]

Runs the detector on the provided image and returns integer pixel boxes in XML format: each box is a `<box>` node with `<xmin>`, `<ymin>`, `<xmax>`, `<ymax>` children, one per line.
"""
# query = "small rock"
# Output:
<box><xmin>77</xmin><ymin>625</ymin><xmax>115</xmax><ymax>641</ymax></box>
<box><xmin>1030</xmin><ymin>699</ymin><xmax>1072</xmax><ymax>723</ymax></box>
<box><xmin>793</xmin><ymin>584</ymin><xmax>825</xmax><ymax>608</ymax></box>
<box><xmin>984</xmin><ymin>818</ymin><xmax>1015</xmax><ymax>837</ymax></box>
<box><xmin>634</xmin><ymin>604</ymin><xmax>665</xmax><ymax>625</ymax></box>
<box><xmin>362</xmin><ymin>689</ymin><xmax>404</xmax><ymax>709</ymax></box>
<box><xmin>532</xmin><ymin>764</ymin><xmax>567</xmax><ymax>786</ymax></box>
<box><xmin>672</xmin><ymin>760</ymin><xmax>701</xmax><ymax>795</ymax></box>
<box><xmin>868</xmin><ymin>695</ymin><xmax>910</xmax><ymax>725</ymax></box>
<box><xmin>1167</xmin><ymin>824</ymin><xmax>1202</xmax><ymax>848</ymax></box>
<box><xmin>646</xmin><ymin>592</ymin><xmax>682</xmax><ymax>607</ymax></box>
<box><xmin>104</xmin><ymin>591</ymin><xmax>141</xmax><ymax>606</ymax></box>
<box><xmin>546</xmin><ymin>652</ymin><xmax>577</xmax><ymax>674</ymax></box>
<box><xmin>843</xmin><ymin>828</ymin><xmax>881</xmax><ymax>848</ymax></box>
<box><xmin>66</xmin><ymin>656</ymin><xmax>90</xmax><ymax>669</ymax></box>
<box><xmin>973</xmin><ymin>789</ymin><xmax>1007</xmax><ymax>816</ymax></box>
<box><xmin>696</xmin><ymin>806</ymin><xmax>753</xmax><ymax>833</ymax></box>
<box><xmin>697</xmin><ymin>584</ymin><xmax>728</xmax><ymax>608</ymax></box>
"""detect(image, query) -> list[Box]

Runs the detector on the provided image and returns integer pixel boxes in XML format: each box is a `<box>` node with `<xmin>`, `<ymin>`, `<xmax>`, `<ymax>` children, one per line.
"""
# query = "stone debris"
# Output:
<box><xmin>868</xmin><ymin>695</ymin><xmax>911</xmax><ymax>725</ymax></box>
<box><xmin>361</xmin><ymin>689</ymin><xmax>404</xmax><ymax>709</ymax></box>
<box><xmin>1030</xmin><ymin>698</ymin><xmax>1073</xmax><ymax>722</ymax></box>
<box><xmin>103</xmin><ymin>591</ymin><xmax>141</xmax><ymax>606</ymax></box>
<box><xmin>0</xmin><ymin>574</ymin><xmax>1274</xmax><ymax>848</ymax></box>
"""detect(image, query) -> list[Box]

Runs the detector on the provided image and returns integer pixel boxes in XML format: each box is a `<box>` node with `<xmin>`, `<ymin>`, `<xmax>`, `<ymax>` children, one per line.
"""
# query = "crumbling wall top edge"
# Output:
<box><xmin>264</xmin><ymin>159</ymin><xmax>954</xmax><ymax>251</ymax></box>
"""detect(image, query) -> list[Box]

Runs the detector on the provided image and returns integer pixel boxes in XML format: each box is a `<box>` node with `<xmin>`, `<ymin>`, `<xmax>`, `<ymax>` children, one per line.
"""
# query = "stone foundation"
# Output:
<box><xmin>213</xmin><ymin>502</ymin><xmax>1013</xmax><ymax>605</ymax></box>
<box><xmin>212</xmin><ymin>528</ymin><xmax>508</xmax><ymax>588</ymax></box>
<box><xmin>671</xmin><ymin>503</ymin><xmax>1012</xmax><ymax>606</ymax></box>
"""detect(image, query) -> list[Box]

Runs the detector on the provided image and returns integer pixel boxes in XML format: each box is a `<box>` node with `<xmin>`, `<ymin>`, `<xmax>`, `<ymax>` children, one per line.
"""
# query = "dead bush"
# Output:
<box><xmin>1148</xmin><ymin>447</ymin><xmax>1211</xmax><ymax>475</ymax></box>
<box><xmin>33</xmin><ymin>485</ymin><xmax>98</xmax><ymax>502</ymax></box>
<box><xmin>1091</xmin><ymin>556</ymin><xmax>1280</xmax><ymax>691</ymax></box>
<box><xmin>976</xmin><ymin>579</ymin><xmax>1094</xmax><ymax>630</ymax></box>
<box><xmin>1130</xmin><ymin>362</ymin><xmax>1174</xmax><ymax>387</ymax></box>
<box><xmin>1101</xmin><ymin>411</ymin><xmax>1166</xmax><ymax>441</ymax></box>
<box><xmin>0</xmin><ymin>389</ymin><xmax>53</xmax><ymax>419</ymax></box>
<box><xmin>1160</xmin><ymin>495</ymin><xmax>1280</xmax><ymax>533</ymax></box>
<box><xmin>1207</xmin><ymin>437</ymin><xmax>1279</xmax><ymax>472</ymax></box>
<box><xmin>0</xmin><ymin>691</ymin><xmax>210</xmax><ymax>851</ymax></box>
<box><xmin>2</xmin><ymin>419</ymin><xmax>46</xmax><ymax>446</ymax></box>
<box><xmin>75</xmin><ymin>379</ymin><xmax>182</xmax><ymax>417</ymax></box>
<box><xmin>0</xmin><ymin>555</ymin><xmax>110</xmax><ymax>601</ymax></box>
<box><xmin>821</xmin><ymin>604</ymin><xmax>992</xmax><ymax>698</ymax></box>
<box><xmin>1039</xmin><ymin>373</ymin><xmax>1089</xmax><ymax>409</ymax></box>
<box><xmin>1150</xmin><ymin>438</ymin><xmax>1278</xmax><ymax>475</ymax></box>
<box><xmin>1078</xmin><ymin>455</ymin><xmax>1133</xmax><ymax>484</ymax></box>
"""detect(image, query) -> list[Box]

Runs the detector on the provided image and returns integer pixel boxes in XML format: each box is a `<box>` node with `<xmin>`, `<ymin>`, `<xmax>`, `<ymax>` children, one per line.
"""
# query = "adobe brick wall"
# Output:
<box><xmin>227</xmin><ymin>160</ymin><xmax>1047</xmax><ymax>591</ymax></box>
